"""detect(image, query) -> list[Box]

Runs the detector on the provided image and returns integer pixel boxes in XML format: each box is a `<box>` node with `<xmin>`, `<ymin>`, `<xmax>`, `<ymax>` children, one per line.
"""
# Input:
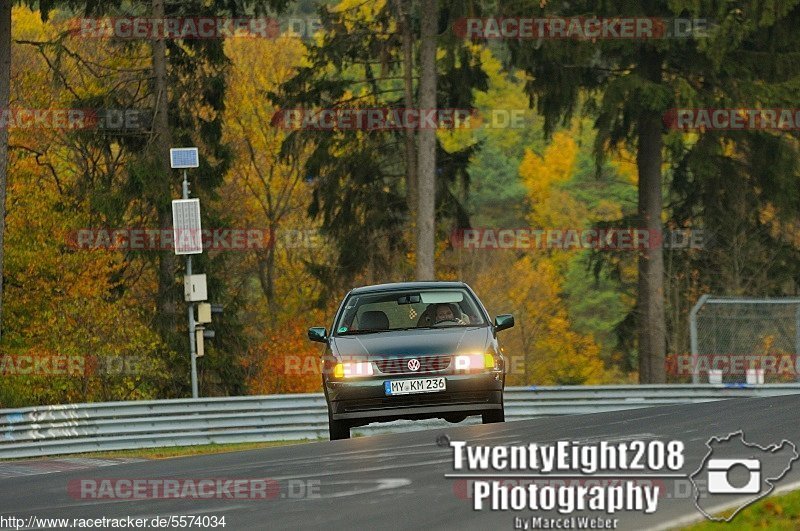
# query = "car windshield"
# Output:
<box><xmin>334</xmin><ymin>288</ymin><xmax>486</xmax><ymax>334</ymax></box>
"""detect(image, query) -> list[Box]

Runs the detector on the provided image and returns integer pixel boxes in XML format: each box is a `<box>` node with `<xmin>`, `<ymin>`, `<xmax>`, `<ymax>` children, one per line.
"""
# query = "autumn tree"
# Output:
<box><xmin>0</xmin><ymin>3</ymin><xmax>10</xmax><ymax>342</ymax></box>
<box><xmin>221</xmin><ymin>34</ymin><xmax>338</xmax><ymax>392</ymax></box>
<box><xmin>223</xmin><ymin>36</ymin><xmax>319</xmax><ymax>318</ymax></box>
<box><xmin>273</xmin><ymin>0</ymin><xmax>486</xmax><ymax>296</ymax></box>
<box><xmin>5</xmin><ymin>1</ymin><xmax>291</xmax><ymax>398</ymax></box>
<box><xmin>0</xmin><ymin>7</ymin><xmax>169</xmax><ymax>406</ymax></box>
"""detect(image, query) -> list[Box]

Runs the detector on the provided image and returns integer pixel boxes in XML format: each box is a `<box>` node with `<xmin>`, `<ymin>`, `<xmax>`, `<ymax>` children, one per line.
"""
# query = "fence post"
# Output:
<box><xmin>689</xmin><ymin>294</ymin><xmax>709</xmax><ymax>384</ymax></box>
<box><xmin>795</xmin><ymin>305</ymin><xmax>800</xmax><ymax>383</ymax></box>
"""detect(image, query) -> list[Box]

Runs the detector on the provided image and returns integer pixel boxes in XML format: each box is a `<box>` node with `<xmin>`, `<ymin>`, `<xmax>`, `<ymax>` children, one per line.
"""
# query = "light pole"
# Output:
<box><xmin>182</xmin><ymin>169</ymin><xmax>198</xmax><ymax>398</ymax></box>
<box><xmin>170</xmin><ymin>148</ymin><xmax>203</xmax><ymax>398</ymax></box>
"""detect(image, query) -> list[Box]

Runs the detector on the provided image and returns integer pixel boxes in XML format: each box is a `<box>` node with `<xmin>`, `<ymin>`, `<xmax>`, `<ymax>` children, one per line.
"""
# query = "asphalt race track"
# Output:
<box><xmin>1</xmin><ymin>395</ymin><xmax>800</xmax><ymax>530</ymax></box>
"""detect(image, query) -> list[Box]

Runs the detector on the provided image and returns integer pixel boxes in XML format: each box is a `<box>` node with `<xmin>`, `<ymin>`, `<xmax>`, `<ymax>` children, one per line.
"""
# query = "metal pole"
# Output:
<box><xmin>689</xmin><ymin>294</ymin><xmax>710</xmax><ymax>384</ymax></box>
<box><xmin>183</xmin><ymin>169</ymin><xmax>198</xmax><ymax>398</ymax></box>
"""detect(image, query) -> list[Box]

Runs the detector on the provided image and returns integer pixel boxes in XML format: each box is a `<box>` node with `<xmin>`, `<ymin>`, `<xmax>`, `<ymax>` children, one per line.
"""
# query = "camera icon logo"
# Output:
<box><xmin>706</xmin><ymin>458</ymin><xmax>760</xmax><ymax>494</ymax></box>
<box><xmin>690</xmin><ymin>431</ymin><xmax>798</xmax><ymax>522</ymax></box>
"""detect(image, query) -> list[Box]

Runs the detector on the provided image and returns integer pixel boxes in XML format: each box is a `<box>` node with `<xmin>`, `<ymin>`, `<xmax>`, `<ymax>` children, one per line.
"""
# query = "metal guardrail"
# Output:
<box><xmin>2</xmin><ymin>384</ymin><xmax>799</xmax><ymax>459</ymax></box>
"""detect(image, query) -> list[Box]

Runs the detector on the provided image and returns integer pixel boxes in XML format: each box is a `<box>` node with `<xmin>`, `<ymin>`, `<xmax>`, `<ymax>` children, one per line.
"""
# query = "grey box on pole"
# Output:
<box><xmin>195</xmin><ymin>326</ymin><xmax>205</xmax><ymax>357</ymax></box>
<box><xmin>197</xmin><ymin>302</ymin><xmax>212</xmax><ymax>324</ymax></box>
<box><xmin>184</xmin><ymin>274</ymin><xmax>207</xmax><ymax>302</ymax></box>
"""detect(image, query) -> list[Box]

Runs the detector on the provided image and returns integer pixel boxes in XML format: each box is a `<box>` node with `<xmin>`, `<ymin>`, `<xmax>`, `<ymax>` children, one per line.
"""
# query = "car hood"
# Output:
<box><xmin>331</xmin><ymin>326</ymin><xmax>490</xmax><ymax>358</ymax></box>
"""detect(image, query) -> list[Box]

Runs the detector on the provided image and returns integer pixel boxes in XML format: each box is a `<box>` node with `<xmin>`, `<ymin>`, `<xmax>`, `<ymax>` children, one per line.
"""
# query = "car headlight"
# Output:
<box><xmin>454</xmin><ymin>353</ymin><xmax>495</xmax><ymax>371</ymax></box>
<box><xmin>334</xmin><ymin>361</ymin><xmax>374</xmax><ymax>378</ymax></box>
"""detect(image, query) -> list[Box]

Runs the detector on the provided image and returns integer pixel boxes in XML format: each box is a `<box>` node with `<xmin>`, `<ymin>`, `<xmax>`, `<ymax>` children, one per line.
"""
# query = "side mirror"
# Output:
<box><xmin>308</xmin><ymin>327</ymin><xmax>328</xmax><ymax>343</ymax></box>
<box><xmin>494</xmin><ymin>314</ymin><xmax>514</xmax><ymax>332</ymax></box>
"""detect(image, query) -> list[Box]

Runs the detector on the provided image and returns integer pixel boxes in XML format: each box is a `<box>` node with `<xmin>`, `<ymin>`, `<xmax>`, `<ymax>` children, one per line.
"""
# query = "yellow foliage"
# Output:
<box><xmin>332</xmin><ymin>0</ymin><xmax>387</xmax><ymax>22</ymax></box>
<box><xmin>222</xmin><ymin>36</ymin><xmax>336</xmax><ymax>393</ymax></box>
<box><xmin>439</xmin><ymin>46</ymin><xmax>536</xmax><ymax>154</ymax></box>
<box><xmin>473</xmin><ymin>254</ymin><xmax>609</xmax><ymax>385</ymax></box>
<box><xmin>519</xmin><ymin>131</ymin><xmax>588</xmax><ymax>238</ymax></box>
<box><xmin>520</xmin><ymin>131</ymin><xmax>579</xmax><ymax>197</ymax></box>
<box><xmin>460</xmin><ymin>129</ymin><xmax>616</xmax><ymax>385</ymax></box>
<box><xmin>609</xmin><ymin>146</ymin><xmax>638</xmax><ymax>185</ymax></box>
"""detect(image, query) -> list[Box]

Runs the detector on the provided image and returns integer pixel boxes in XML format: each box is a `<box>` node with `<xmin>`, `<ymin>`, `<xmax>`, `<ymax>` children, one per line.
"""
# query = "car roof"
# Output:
<box><xmin>348</xmin><ymin>281</ymin><xmax>469</xmax><ymax>295</ymax></box>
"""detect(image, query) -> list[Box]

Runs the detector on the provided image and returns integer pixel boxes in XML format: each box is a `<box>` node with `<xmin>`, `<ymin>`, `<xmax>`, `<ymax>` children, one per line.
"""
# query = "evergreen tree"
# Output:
<box><xmin>496</xmin><ymin>0</ymin><xmax>800</xmax><ymax>382</ymax></box>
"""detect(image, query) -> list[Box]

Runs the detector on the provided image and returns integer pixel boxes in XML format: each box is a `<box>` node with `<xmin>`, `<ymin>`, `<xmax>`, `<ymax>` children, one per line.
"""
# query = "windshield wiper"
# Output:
<box><xmin>395</xmin><ymin>324</ymin><xmax>481</xmax><ymax>331</ymax></box>
<box><xmin>337</xmin><ymin>329</ymin><xmax>387</xmax><ymax>335</ymax></box>
<box><xmin>339</xmin><ymin>324</ymin><xmax>482</xmax><ymax>335</ymax></box>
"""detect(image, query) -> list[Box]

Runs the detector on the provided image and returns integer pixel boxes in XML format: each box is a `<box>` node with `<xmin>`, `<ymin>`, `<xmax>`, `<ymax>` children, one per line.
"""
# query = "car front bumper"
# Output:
<box><xmin>325</xmin><ymin>371</ymin><xmax>504</xmax><ymax>423</ymax></box>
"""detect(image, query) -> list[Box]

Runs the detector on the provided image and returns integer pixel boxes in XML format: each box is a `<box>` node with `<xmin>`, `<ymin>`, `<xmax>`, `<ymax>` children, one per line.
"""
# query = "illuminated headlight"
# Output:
<box><xmin>454</xmin><ymin>353</ymin><xmax>495</xmax><ymax>371</ymax></box>
<box><xmin>334</xmin><ymin>361</ymin><xmax>374</xmax><ymax>378</ymax></box>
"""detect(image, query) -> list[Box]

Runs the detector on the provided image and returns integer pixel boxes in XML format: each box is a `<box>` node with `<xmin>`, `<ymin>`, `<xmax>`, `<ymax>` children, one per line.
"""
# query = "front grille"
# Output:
<box><xmin>374</xmin><ymin>355</ymin><xmax>451</xmax><ymax>374</ymax></box>
<box><xmin>340</xmin><ymin>391</ymin><xmax>492</xmax><ymax>413</ymax></box>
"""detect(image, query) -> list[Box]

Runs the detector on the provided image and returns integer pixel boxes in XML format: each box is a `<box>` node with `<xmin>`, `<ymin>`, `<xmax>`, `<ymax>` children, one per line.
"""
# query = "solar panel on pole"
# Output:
<box><xmin>172</xmin><ymin>198</ymin><xmax>202</xmax><ymax>255</ymax></box>
<box><xmin>169</xmin><ymin>147</ymin><xmax>199</xmax><ymax>169</ymax></box>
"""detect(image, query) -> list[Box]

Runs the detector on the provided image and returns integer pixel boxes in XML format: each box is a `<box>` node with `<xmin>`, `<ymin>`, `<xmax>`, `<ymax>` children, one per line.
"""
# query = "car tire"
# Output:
<box><xmin>328</xmin><ymin>410</ymin><xmax>350</xmax><ymax>440</ymax></box>
<box><xmin>482</xmin><ymin>407</ymin><xmax>505</xmax><ymax>424</ymax></box>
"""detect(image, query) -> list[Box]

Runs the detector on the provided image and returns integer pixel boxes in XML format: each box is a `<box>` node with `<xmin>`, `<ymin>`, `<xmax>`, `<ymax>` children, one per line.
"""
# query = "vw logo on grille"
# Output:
<box><xmin>407</xmin><ymin>358</ymin><xmax>421</xmax><ymax>371</ymax></box>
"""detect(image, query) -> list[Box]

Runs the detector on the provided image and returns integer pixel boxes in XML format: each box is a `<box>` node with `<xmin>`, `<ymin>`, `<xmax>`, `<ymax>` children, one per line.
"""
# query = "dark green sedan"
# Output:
<box><xmin>308</xmin><ymin>281</ymin><xmax>514</xmax><ymax>440</ymax></box>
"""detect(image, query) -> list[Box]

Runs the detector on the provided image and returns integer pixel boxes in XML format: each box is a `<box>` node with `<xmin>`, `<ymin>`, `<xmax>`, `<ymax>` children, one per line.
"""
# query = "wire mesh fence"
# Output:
<box><xmin>687</xmin><ymin>295</ymin><xmax>800</xmax><ymax>383</ymax></box>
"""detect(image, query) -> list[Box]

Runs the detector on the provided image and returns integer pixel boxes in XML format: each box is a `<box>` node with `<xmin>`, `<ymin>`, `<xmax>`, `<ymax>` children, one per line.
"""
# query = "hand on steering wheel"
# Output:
<box><xmin>434</xmin><ymin>317</ymin><xmax>465</xmax><ymax>326</ymax></box>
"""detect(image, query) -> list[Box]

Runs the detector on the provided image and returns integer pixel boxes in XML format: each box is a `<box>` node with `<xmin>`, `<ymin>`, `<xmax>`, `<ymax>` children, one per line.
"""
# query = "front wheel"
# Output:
<box><xmin>328</xmin><ymin>410</ymin><xmax>350</xmax><ymax>440</ymax></box>
<box><xmin>482</xmin><ymin>407</ymin><xmax>505</xmax><ymax>424</ymax></box>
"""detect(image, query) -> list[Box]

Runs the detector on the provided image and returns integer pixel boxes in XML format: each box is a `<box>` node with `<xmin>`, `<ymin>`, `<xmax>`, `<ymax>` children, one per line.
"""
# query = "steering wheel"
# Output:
<box><xmin>433</xmin><ymin>317</ymin><xmax>465</xmax><ymax>326</ymax></box>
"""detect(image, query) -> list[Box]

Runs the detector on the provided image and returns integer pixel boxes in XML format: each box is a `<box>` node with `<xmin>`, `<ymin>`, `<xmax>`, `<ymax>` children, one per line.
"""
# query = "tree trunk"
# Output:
<box><xmin>151</xmin><ymin>0</ymin><xmax>176</xmax><ymax>334</ymax></box>
<box><xmin>636</xmin><ymin>52</ymin><xmax>666</xmax><ymax>383</ymax></box>
<box><xmin>415</xmin><ymin>0</ymin><xmax>437</xmax><ymax>280</ymax></box>
<box><xmin>0</xmin><ymin>2</ymin><xmax>11</xmax><ymax>341</ymax></box>
<box><xmin>394</xmin><ymin>0</ymin><xmax>417</xmax><ymax>215</ymax></box>
<box><xmin>256</xmin><ymin>243</ymin><xmax>277</xmax><ymax>320</ymax></box>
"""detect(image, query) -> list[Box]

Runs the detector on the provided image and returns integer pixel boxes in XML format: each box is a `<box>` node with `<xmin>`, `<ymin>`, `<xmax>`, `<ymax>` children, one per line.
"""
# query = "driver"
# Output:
<box><xmin>434</xmin><ymin>303</ymin><xmax>455</xmax><ymax>324</ymax></box>
<box><xmin>434</xmin><ymin>303</ymin><xmax>470</xmax><ymax>325</ymax></box>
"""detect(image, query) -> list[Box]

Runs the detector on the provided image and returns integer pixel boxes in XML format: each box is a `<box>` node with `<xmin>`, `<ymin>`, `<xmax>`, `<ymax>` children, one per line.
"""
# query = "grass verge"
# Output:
<box><xmin>4</xmin><ymin>440</ymin><xmax>316</xmax><ymax>461</ymax></box>
<box><xmin>683</xmin><ymin>487</ymin><xmax>800</xmax><ymax>530</ymax></box>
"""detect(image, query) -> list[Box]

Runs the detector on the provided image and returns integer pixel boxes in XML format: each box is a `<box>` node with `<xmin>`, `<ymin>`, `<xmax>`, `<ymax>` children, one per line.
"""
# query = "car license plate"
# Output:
<box><xmin>384</xmin><ymin>377</ymin><xmax>446</xmax><ymax>396</ymax></box>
